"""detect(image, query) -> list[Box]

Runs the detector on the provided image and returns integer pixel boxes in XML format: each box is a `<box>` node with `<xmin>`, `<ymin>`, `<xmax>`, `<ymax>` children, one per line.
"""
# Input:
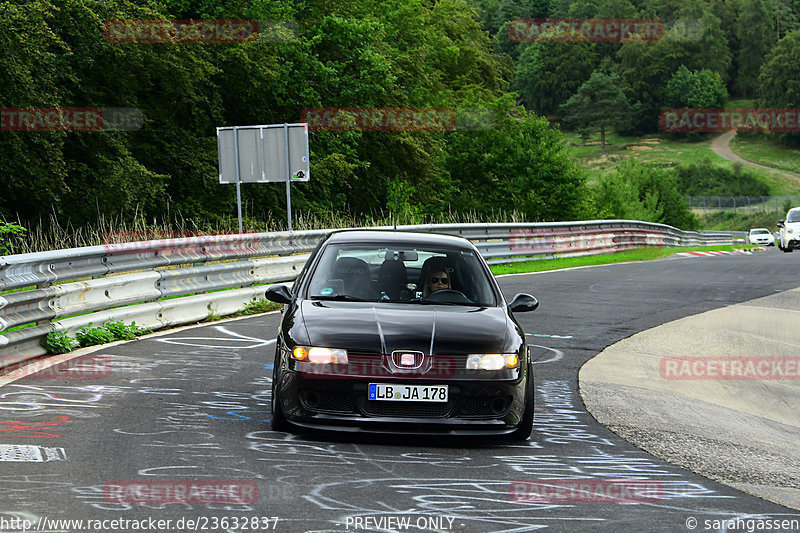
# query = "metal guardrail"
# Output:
<box><xmin>0</xmin><ymin>221</ymin><xmax>735</xmax><ymax>363</ymax></box>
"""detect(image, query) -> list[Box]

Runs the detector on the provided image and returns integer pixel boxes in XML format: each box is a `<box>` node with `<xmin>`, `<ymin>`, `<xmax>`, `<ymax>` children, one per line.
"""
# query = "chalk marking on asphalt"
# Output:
<box><xmin>529</xmin><ymin>344</ymin><xmax>565</xmax><ymax>365</ymax></box>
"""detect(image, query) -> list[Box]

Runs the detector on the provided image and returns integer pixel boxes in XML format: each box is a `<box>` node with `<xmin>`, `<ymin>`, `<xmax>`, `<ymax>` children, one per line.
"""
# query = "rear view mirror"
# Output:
<box><xmin>265</xmin><ymin>284</ymin><xmax>292</xmax><ymax>304</ymax></box>
<box><xmin>509</xmin><ymin>293</ymin><xmax>539</xmax><ymax>313</ymax></box>
<box><xmin>778</xmin><ymin>220</ymin><xmax>785</xmax><ymax>228</ymax></box>
<box><xmin>385</xmin><ymin>250</ymin><xmax>418</xmax><ymax>262</ymax></box>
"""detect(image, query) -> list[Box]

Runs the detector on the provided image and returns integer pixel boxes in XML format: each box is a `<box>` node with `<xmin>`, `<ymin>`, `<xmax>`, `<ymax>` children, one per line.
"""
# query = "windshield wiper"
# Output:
<box><xmin>404</xmin><ymin>299</ymin><xmax>468</xmax><ymax>306</ymax></box>
<box><xmin>309</xmin><ymin>294</ymin><xmax>369</xmax><ymax>302</ymax></box>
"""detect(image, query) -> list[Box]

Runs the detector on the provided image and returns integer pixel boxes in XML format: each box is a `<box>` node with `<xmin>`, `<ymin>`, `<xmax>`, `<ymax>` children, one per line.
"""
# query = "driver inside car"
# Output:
<box><xmin>424</xmin><ymin>269</ymin><xmax>451</xmax><ymax>297</ymax></box>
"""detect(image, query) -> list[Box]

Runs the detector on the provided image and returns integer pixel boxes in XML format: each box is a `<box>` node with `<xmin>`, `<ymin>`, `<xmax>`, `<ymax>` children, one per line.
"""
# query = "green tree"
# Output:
<box><xmin>665</xmin><ymin>65</ymin><xmax>728</xmax><ymax>108</ymax></box>
<box><xmin>445</xmin><ymin>94</ymin><xmax>590</xmax><ymax>221</ymax></box>
<box><xmin>757</xmin><ymin>29</ymin><xmax>800</xmax><ymax>145</ymax></box>
<box><xmin>737</xmin><ymin>0</ymin><xmax>775</xmax><ymax>96</ymax></box>
<box><xmin>593</xmin><ymin>160</ymin><xmax>699</xmax><ymax>229</ymax></box>
<box><xmin>616</xmin><ymin>7</ymin><xmax>730</xmax><ymax>132</ymax></box>
<box><xmin>709</xmin><ymin>0</ymin><xmax>739</xmax><ymax>85</ymax></box>
<box><xmin>515</xmin><ymin>42</ymin><xmax>599</xmax><ymax>115</ymax></box>
<box><xmin>776</xmin><ymin>0</ymin><xmax>800</xmax><ymax>40</ymax></box>
<box><xmin>560</xmin><ymin>69</ymin><xmax>638</xmax><ymax>154</ymax></box>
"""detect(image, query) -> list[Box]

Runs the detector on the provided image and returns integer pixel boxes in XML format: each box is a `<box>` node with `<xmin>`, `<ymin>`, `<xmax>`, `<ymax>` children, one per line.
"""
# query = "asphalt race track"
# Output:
<box><xmin>2</xmin><ymin>248</ymin><xmax>800</xmax><ymax>533</ymax></box>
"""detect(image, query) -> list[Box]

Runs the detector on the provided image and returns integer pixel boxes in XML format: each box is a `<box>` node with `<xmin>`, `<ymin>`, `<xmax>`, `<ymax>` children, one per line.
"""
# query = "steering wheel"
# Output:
<box><xmin>422</xmin><ymin>289</ymin><xmax>472</xmax><ymax>304</ymax></box>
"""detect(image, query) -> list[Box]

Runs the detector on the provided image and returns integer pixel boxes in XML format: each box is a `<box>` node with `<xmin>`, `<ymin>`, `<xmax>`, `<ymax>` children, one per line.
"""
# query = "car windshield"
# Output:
<box><xmin>751</xmin><ymin>229</ymin><xmax>770</xmax><ymax>235</ymax></box>
<box><xmin>305</xmin><ymin>242</ymin><xmax>498</xmax><ymax>306</ymax></box>
<box><xmin>787</xmin><ymin>210</ymin><xmax>800</xmax><ymax>223</ymax></box>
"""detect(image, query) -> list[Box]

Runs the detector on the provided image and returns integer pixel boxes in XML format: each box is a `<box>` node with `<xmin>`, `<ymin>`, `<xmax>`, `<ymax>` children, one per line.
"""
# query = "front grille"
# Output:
<box><xmin>358</xmin><ymin>397</ymin><xmax>453</xmax><ymax>418</ymax></box>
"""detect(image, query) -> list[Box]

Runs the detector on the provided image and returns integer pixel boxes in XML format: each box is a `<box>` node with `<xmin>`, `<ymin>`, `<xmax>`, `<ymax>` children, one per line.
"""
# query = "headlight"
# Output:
<box><xmin>466</xmin><ymin>353</ymin><xmax>519</xmax><ymax>370</ymax></box>
<box><xmin>292</xmin><ymin>346</ymin><xmax>348</xmax><ymax>364</ymax></box>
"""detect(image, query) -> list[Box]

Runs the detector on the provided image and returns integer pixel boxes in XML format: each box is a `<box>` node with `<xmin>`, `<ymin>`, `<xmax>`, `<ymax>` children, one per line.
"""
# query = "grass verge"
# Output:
<box><xmin>491</xmin><ymin>245</ymin><xmax>756</xmax><ymax>276</ymax></box>
<box><xmin>699</xmin><ymin>210</ymin><xmax>787</xmax><ymax>232</ymax></box>
<box><xmin>729</xmin><ymin>134</ymin><xmax>800</xmax><ymax>176</ymax></box>
<box><xmin>563</xmin><ymin>130</ymin><xmax>800</xmax><ymax>195</ymax></box>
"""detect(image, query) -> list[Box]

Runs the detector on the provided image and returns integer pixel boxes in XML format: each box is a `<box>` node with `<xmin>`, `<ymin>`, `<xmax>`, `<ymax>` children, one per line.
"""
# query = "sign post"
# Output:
<box><xmin>216</xmin><ymin>123</ymin><xmax>310</xmax><ymax>232</ymax></box>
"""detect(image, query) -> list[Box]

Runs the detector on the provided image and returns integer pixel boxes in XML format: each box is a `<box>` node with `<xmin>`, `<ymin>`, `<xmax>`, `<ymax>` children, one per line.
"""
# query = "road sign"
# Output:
<box><xmin>216</xmin><ymin>123</ymin><xmax>310</xmax><ymax>231</ymax></box>
<box><xmin>217</xmin><ymin>123</ymin><xmax>309</xmax><ymax>183</ymax></box>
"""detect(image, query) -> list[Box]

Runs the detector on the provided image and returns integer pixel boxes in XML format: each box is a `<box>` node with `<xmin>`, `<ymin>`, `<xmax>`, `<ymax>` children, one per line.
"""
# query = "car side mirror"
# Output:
<box><xmin>778</xmin><ymin>220</ymin><xmax>784</xmax><ymax>228</ymax></box>
<box><xmin>265</xmin><ymin>284</ymin><xmax>292</xmax><ymax>305</ymax></box>
<box><xmin>509</xmin><ymin>293</ymin><xmax>539</xmax><ymax>313</ymax></box>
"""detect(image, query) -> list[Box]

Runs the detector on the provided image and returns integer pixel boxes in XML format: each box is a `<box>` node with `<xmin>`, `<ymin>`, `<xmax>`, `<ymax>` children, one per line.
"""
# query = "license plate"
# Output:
<box><xmin>368</xmin><ymin>383</ymin><xmax>448</xmax><ymax>402</ymax></box>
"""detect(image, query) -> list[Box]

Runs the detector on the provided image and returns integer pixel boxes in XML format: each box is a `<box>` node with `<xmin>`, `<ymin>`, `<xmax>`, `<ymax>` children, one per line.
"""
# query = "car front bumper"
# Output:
<box><xmin>274</xmin><ymin>370</ymin><xmax>530</xmax><ymax>435</ymax></box>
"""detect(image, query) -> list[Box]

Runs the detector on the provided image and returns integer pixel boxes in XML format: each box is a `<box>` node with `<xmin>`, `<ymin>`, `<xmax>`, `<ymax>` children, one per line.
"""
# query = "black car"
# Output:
<box><xmin>265</xmin><ymin>230</ymin><xmax>539</xmax><ymax>439</ymax></box>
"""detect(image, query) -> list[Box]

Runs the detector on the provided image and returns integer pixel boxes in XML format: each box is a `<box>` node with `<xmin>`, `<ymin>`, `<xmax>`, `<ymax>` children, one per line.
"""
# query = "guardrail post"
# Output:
<box><xmin>35</xmin><ymin>280</ymin><xmax>52</xmax><ymax>327</ymax></box>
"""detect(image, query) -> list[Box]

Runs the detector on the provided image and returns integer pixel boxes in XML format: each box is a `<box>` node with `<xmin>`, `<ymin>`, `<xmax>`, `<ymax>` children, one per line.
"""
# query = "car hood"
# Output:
<box><xmin>299</xmin><ymin>301</ymin><xmax>510</xmax><ymax>354</ymax></box>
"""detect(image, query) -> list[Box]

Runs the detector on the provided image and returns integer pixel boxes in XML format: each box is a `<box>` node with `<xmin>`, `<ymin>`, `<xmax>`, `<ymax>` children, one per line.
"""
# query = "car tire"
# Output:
<box><xmin>510</xmin><ymin>366</ymin><xmax>534</xmax><ymax>441</ymax></box>
<box><xmin>783</xmin><ymin>246</ymin><xmax>794</xmax><ymax>253</ymax></box>
<box><xmin>271</xmin><ymin>351</ymin><xmax>290</xmax><ymax>432</ymax></box>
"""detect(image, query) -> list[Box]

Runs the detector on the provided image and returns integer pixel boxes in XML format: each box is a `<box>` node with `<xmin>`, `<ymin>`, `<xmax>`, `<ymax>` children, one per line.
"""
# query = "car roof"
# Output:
<box><xmin>324</xmin><ymin>229</ymin><xmax>476</xmax><ymax>249</ymax></box>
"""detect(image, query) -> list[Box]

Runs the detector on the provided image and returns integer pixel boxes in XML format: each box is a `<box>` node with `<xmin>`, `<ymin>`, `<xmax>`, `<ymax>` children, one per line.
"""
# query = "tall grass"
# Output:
<box><xmin>11</xmin><ymin>207</ymin><xmax>529</xmax><ymax>254</ymax></box>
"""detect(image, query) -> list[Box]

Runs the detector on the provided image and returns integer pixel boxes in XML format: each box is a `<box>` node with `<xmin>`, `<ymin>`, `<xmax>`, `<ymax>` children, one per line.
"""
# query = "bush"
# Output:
<box><xmin>103</xmin><ymin>320</ymin><xmax>150</xmax><ymax>340</ymax></box>
<box><xmin>593</xmin><ymin>160</ymin><xmax>699</xmax><ymax>230</ymax></box>
<box><xmin>42</xmin><ymin>330</ymin><xmax>75</xmax><ymax>354</ymax></box>
<box><xmin>103</xmin><ymin>321</ymin><xmax>137</xmax><ymax>341</ymax></box>
<box><xmin>675</xmin><ymin>159</ymin><xmax>769</xmax><ymax>197</ymax></box>
<box><xmin>76</xmin><ymin>325</ymin><xmax>116</xmax><ymax>347</ymax></box>
<box><xmin>0</xmin><ymin>222</ymin><xmax>26</xmax><ymax>255</ymax></box>
<box><xmin>665</xmin><ymin>66</ymin><xmax>727</xmax><ymax>109</ymax></box>
<box><xmin>239</xmin><ymin>298</ymin><xmax>280</xmax><ymax>316</ymax></box>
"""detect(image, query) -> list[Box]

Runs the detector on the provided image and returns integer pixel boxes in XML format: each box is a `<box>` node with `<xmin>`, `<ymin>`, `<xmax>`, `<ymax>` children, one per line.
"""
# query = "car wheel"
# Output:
<box><xmin>783</xmin><ymin>246</ymin><xmax>794</xmax><ymax>253</ymax></box>
<box><xmin>510</xmin><ymin>365</ymin><xmax>534</xmax><ymax>441</ymax></box>
<box><xmin>271</xmin><ymin>351</ymin><xmax>290</xmax><ymax>432</ymax></box>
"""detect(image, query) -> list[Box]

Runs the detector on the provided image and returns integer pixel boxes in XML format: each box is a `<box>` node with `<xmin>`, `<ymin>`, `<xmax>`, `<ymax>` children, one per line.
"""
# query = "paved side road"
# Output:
<box><xmin>581</xmin><ymin>285</ymin><xmax>800</xmax><ymax>510</ymax></box>
<box><xmin>711</xmin><ymin>131</ymin><xmax>800</xmax><ymax>178</ymax></box>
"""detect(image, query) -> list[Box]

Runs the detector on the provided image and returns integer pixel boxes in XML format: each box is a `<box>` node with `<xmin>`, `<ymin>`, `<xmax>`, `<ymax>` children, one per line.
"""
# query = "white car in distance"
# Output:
<box><xmin>777</xmin><ymin>207</ymin><xmax>800</xmax><ymax>252</ymax></box>
<box><xmin>747</xmin><ymin>228</ymin><xmax>775</xmax><ymax>246</ymax></box>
